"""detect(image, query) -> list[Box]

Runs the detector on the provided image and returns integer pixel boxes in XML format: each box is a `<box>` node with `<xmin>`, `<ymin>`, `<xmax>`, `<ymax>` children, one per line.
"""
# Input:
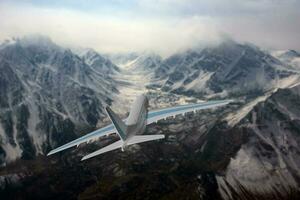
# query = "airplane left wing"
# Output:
<box><xmin>47</xmin><ymin>124</ymin><xmax>116</xmax><ymax>156</ymax></box>
<box><xmin>147</xmin><ymin>100</ymin><xmax>232</xmax><ymax>125</ymax></box>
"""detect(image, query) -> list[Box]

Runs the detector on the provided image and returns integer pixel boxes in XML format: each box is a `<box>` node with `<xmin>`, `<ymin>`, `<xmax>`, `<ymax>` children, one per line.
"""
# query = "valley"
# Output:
<box><xmin>1</xmin><ymin>36</ymin><xmax>300</xmax><ymax>199</ymax></box>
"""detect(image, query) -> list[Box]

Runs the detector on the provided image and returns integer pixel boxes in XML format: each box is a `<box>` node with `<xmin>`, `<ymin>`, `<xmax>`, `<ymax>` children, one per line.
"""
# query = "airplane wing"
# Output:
<box><xmin>81</xmin><ymin>134</ymin><xmax>165</xmax><ymax>161</ymax></box>
<box><xmin>47</xmin><ymin>124</ymin><xmax>116</xmax><ymax>156</ymax></box>
<box><xmin>48</xmin><ymin>100</ymin><xmax>231</xmax><ymax>156</ymax></box>
<box><xmin>147</xmin><ymin>100</ymin><xmax>231</xmax><ymax>125</ymax></box>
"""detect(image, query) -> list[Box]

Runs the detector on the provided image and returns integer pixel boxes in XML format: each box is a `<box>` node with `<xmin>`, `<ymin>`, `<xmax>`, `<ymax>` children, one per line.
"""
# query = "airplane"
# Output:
<box><xmin>47</xmin><ymin>94</ymin><xmax>231</xmax><ymax>161</ymax></box>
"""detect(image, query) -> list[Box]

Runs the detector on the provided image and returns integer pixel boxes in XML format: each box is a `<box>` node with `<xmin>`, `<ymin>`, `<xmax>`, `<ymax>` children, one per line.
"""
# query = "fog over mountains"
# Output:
<box><xmin>1</xmin><ymin>35</ymin><xmax>300</xmax><ymax>199</ymax></box>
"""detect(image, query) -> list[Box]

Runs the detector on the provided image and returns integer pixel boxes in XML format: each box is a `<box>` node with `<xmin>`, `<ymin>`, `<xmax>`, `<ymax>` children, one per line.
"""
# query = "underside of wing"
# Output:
<box><xmin>47</xmin><ymin>124</ymin><xmax>116</xmax><ymax>156</ymax></box>
<box><xmin>127</xmin><ymin>135</ymin><xmax>165</xmax><ymax>145</ymax></box>
<box><xmin>81</xmin><ymin>140</ymin><xmax>123</xmax><ymax>161</ymax></box>
<box><xmin>147</xmin><ymin>100</ymin><xmax>232</xmax><ymax>125</ymax></box>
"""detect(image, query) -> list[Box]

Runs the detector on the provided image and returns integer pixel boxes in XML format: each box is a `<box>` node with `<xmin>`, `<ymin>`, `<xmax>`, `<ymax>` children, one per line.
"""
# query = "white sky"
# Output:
<box><xmin>0</xmin><ymin>0</ymin><xmax>299</xmax><ymax>56</ymax></box>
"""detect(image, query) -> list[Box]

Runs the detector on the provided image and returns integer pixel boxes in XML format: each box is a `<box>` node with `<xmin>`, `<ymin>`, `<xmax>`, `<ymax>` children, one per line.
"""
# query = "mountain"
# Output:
<box><xmin>104</xmin><ymin>52</ymin><xmax>165</xmax><ymax>113</ymax></box>
<box><xmin>0</xmin><ymin>35</ymin><xmax>119</xmax><ymax>164</ymax></box>
<box><xmin>1</xmin><ymin>85</ymin><xmax>300</xmax><ymax>199</ymax></box>
<box><xmin>125</xmin><ymin>52</ymin><xmax>162</xmax><ymax>72</ymax></box>
<box><xmin>273</xmin><ymin>50</ymin><xmax>300</xmax><ymax>61</ymax></box>
<box><xmin>106</xmin><ymin>51</ymin><xmax>162</xmax><ymax>73</ymax></box>
<box><xmin>148</xmin><ymin>40</ymin><xmax>299</xmax><ymax>98</ymax></box>
<box><xmin>272</xmin><ymin>50</ymin><xmax>300</xmax><ymax>71</ymax></box>
<box><xmin>217</xmin><ymin>84</ymin><xmax>300</xmax><ymax>198</ymax></box>
<box><xmin>105</xmin><ymin>52</ymin><xmax>139</xmax><ymax>67</ymax></box>
<box><xmin>76</xmin><ymin>48</ymin><xmax>120</xmax><ymax>75</ymax></box>
<box><xmin>1</xmin><ymin>36</ymin><xmax>300</xmax><ymax>199</ymax></box>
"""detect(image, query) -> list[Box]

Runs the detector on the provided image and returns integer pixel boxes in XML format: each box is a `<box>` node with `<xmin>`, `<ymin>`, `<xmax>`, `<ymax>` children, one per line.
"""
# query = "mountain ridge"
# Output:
<box><xmin>0</xmin><ymin>36</ymin><xmax>120</xmax><ymax>163</ymax></box>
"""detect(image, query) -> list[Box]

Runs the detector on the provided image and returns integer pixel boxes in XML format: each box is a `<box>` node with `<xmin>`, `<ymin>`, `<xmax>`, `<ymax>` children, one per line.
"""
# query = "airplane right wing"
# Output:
<box><xmin>147</xmin><ymin>100</ymin><xmax>232</xmax><ymax>125</ymax></box>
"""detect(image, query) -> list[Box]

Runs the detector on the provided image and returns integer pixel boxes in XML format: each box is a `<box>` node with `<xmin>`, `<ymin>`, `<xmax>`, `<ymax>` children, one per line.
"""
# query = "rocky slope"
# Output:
<box><xmin>217</xmin><ymin>85</ymin><xmax>300</xmax><ymax>199</ymax></box>
<box><xmin>148</xmin><ymin>40</ymin><xmax>299</xmax><ymax>98</ymax></box>
<box><xmin>1</xmin><ymin>36</ymin><xmax>300</xmax><ymax>199</ymax></box>
<box><xmin>1</xmin><ymin>85</ymin><xmax>300</xmax><ymax>199</ymax></box>
<box><xmin>76</xmin><ymin>48</ymin><xmax>120</xmax><ymax>75</ymax></box>
<box><xmin>0</xmin><ymin>36</ymin><xmax>119</xmax><ymax>164</ymax></box>
<box><xmin>272</xmin><ymin>50</ymin><xmax>300</xmax><ymax>71</ymax></box>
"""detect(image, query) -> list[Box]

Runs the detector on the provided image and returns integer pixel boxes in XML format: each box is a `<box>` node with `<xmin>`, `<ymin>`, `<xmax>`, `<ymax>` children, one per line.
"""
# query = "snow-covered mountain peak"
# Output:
<box><xmin>17</xmin><ymin>35</ymin><xmax>59</xmax><ymax>50</ymax></box>
<box><xmin>149</xmin><ymin>40</ymin><xmax>298</xmax><ymax>97</ymax></box>
<box><xmin>278</xmin><ymin>50</ymin><xmax>300</xmax><ymax>58</ymax></box>
<box><xmin>0</xmin><ymin>38</ymin><xmax>18</xmax><ymax>50</ymax></box>
<box><xmin>0</xmin><ymin>35</ymin><xmax>120</xmax><ymax>164</ymax></box>
<box><xmin>105</xmin><ymin>52</ymin><xmax>139</xmax><ymax>67</ymax></box>
<box><xmin>272</xmin><ymin>49</ymin><xmax>300</xmax><ymax>71</ymax></box>
<box><xmin>77</xmin><ymin>48</ymin><xmax>120</xmax><ymax>75</ymax></box>
<box><xmin>107</xmin><ymin>51</ymin><xmax>162</xmax><ymax>72</ymax></box>
<box><xmin>129</xmin><ymin>52</ymin><xmax>162</xmax><ymax>70</ymax></box>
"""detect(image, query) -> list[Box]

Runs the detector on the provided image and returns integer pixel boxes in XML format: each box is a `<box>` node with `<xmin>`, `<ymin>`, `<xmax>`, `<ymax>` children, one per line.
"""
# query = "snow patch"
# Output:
<box><xmin>225</xmin><ymin>95</ymin><xmax>269</xmax><ymax>126</ymax></box>
<box><xmin>218</xmin><ymin>145</ymin><xmax>298</xmax><ymax>199</ymax></box>
<box><xmin>185</xmin><ymin>71</ymin><xmax>213</xmax><ymax>92</ymax></box>
<box><xmin>0</xmin><ymin>124</ymin><xmax>22</xmax><ymax>163</ymax></box>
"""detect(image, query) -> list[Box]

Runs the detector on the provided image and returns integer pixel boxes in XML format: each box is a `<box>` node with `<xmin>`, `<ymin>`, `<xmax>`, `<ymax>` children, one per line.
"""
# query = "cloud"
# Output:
<box><xmin>0</xmin><ymin>0</ymin><xmax>299</xmax><ymax>56</ymax></box>
<box><xmin>208</xmin><ymin>0</ymin><xmax>300</xmax><ymax>51</ymax></box>
<box><xmin>136</xmin><ymin>0</ymin><xmax>300</xmax><ymax>51</ymax></box>
<box><xmin>0</xmin><ymin>3</ymin><xmax>223</xmax><ymax>56</ymax></box>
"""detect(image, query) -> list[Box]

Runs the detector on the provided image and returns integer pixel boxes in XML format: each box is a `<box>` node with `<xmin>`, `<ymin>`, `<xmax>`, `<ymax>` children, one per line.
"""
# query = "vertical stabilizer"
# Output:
<box><xmin>105</xmin><ymin>106</ymin><xmax>127</xmax><ymax>141</ymax></box>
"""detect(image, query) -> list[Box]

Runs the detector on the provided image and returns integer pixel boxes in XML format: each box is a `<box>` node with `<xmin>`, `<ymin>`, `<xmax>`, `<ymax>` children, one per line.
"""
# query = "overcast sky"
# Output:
<box><xmin>0</xmin><ymin>0</ymin><xmax>299</xmax><ymax>56</ymax></box>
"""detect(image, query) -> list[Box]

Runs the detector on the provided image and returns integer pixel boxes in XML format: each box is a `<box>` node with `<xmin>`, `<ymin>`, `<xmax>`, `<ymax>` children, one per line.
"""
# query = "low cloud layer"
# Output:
<box><xmin>0</xmin><ymin>0</ymin><xmax>299</xmax><ymax>56</ymax></box>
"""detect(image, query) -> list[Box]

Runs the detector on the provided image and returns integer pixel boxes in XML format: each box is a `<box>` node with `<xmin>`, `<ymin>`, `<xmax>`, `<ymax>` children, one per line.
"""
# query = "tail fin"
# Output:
<box><xmin>105</xmin><ymin>106</ymin><xmax>127</xmax><ymax>141</ymax></box>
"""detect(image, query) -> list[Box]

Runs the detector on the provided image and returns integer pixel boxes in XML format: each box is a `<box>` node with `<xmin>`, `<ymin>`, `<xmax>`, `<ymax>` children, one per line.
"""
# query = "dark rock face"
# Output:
<box><xmin>216</xmin><ymin>85</ymin><xmax>300</xmax><ymax>199</ymax></box>
<box><xmin>2</xmin><ymin>85</ymin><xmax>300</xmax><ymax>199</ymax></box>
<box><xmin>0</xmin><ymin>36</ymin><xmax>119</xmax><ymax>164</ymax></box>
<box><xmin>0</xmin><ymin>60</ymin><xmax>24</xmax><ymax>108</ymax></box>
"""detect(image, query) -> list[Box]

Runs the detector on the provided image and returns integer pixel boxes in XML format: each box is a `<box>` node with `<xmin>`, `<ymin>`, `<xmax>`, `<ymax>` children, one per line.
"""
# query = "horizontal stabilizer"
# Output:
<box><xmin>81</xmin><ymin>135</ymin><xmax>164</xmax><ymax>161</ymax></box>
<box><xmin>128</xmin><ymin>135</ymin><xmax>165</xmax><ymax>145</ymax></box>
<box><xmin>81</xmin><ymin>140</ymin><xmax>123</xmax><ymax>161</ymax></box>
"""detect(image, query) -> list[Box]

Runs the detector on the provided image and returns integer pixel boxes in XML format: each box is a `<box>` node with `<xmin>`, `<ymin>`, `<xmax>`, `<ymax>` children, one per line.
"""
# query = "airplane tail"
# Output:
<box><xmin>105</xmin><ymin>106</ymin><xmax>127</xmax><ymax>141</ymax></box>
<box><xmin>81</xmin><ymin>134</ymin><xmax>165</xmax><ymax>161</ymax></box>
<box><xmin>80</xmin><ymin>106</ymin><xmax>165</xmax><ymax>161</ymax></box>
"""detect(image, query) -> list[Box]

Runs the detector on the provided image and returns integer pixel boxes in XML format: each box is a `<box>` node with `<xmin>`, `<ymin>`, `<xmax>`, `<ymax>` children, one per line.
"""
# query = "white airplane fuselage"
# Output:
<box><xmin>122</xmin><ymin>94</ymin><xmax>148</xmax><ymax>148</ymax></box>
